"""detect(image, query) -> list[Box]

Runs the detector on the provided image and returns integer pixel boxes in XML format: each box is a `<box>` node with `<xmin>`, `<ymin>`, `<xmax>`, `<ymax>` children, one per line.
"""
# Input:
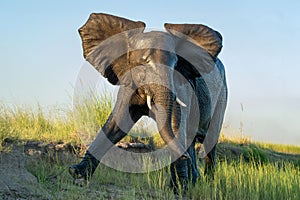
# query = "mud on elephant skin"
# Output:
<box><xmin>69</xmin><ymin>13</ymin><xmax>227</xmax><ymax>193</ymax></box>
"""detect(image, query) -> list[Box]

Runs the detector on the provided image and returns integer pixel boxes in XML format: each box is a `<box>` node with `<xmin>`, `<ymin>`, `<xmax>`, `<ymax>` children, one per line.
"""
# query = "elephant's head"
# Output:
<box><xmin>78</xmin><ymin>13</ymin><xmax>222</xmax><ymax>159</ymax></box>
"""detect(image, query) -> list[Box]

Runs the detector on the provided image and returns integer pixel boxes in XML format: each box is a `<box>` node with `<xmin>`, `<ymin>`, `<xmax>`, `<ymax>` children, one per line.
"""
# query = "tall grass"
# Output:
<box><xmin>1</xmin><ymin>93</ymin><xmax>300</xmax><ymax>199</ymax></box>
<box><xmin>72</xmin><ymin>92</ymin><xmax>112</xmax><ymax>145</ymax></box>
<box><xmin>0</xmin><ymin>93</ymin><xmax>166</xmax><ymax>150</ymax></box>
<box><xmin>0</xmin><ymin>103</ymin><xmax>77</xmax><ymax>148</ymax></box>
<box><xmin>1</xmin><ymin>93</ymin><xmax>300</xmax><ymax>155</ymax></box>
<box><xmin>27</xmin><ymin>154</ymin><xmax>300</xmax><ymax>199</ymax></box>
<box><xmin>0</xmin><ymin>92</ymin><xmax>112</xmax><ymax>149</ymax></box>
<box><xmin>219</xmin><ymin>131</ymin><xmax>252</xmax><ymax>145</ymax></box>
<box><xmin>255</xmin><ymin>142</ymin><xmax>300</xmax><ymax>155</ymax></box>
<box><xmin>188</xmin><ymin>159</ymin><xmax>300</xmax><ymax>199</ymax></box>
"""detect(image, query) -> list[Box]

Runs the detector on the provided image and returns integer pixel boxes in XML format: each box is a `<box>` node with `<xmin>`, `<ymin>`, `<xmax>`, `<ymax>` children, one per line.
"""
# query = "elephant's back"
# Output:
<box><xmin>215</xmin><ymin>58</ymin><xmax>227</xmax><ymax>87</ymax></box>
<box><xmin>196</xmin><ymin>59</ymin><xmax>226</xmax><ymax>112</ymax></box>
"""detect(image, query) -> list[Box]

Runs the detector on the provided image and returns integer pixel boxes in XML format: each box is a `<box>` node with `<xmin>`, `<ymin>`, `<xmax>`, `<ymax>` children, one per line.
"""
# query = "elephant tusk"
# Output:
<box><xmin>147</xmin><ymin>95</ymin><xmax>152</xmax><ymax>110</ymax></box>
<box><xmin>176</xmin><ymin>97</ymin><xmax>187</xmax><ymax>107</ymax></box>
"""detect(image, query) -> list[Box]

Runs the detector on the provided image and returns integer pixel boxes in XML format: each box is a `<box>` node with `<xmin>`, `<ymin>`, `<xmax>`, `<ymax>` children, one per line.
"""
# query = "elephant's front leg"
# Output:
<box><xmin>69</xmin><ymin>86</ymin><xmax>145</xmax><ymax>181</ymax></box>
<box><xmin>169</xmin><ymin>109</ymin><xmax>200</xmax><ymax>192</ymax></box>
<box><xmin>169</xmin><ymin>83</ymin><xmax>193</xmax><ymax>193</ymax></box>
<box><xmin>203</xmin><ymin>93</ymin><xmax>228</xmax><ymax>179</ymax></box>
<box><xmin>88</xmin><ymin>100</ymin><xmax>144</xmax><ymax>160</ymax></box>
<box><xmin>169</xmin><ymin>102</ymin><xmax>188</xmax><ymax>193</ymax></box>
<box><xmin>204</xmin><ymin>144</ymin><xmax>217</xmax><ymax>177</ymax></box>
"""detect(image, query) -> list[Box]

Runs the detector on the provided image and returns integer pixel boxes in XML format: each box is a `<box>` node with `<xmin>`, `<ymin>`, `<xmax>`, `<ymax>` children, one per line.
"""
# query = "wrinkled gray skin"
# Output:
<box><xmin>72</xmin><ymin>13</ymin><xmax>227</xmax><ymax>192</ymax></box>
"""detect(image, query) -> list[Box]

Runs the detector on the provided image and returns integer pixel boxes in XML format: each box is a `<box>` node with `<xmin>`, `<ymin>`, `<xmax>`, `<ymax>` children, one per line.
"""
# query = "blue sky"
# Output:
<box><xmin>0</xmin><ymin>1</ymin><xmax>299</xmax><ymax>145</ymax></box>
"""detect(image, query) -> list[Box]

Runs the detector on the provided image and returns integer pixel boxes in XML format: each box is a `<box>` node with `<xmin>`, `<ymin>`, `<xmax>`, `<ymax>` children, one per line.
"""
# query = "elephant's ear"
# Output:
<box><xmin>164</xmin><ymin>23</ymin><xmax>222</xmax><ymax>76</ymax></box>
<box><xmin>79</xmin><ymin>13</ymin><xmax>145</xmax><ymax>85</ymax></box>
<box><xmin>164</xmin><ymin>23</ymin><xmax>222</xmax><ymax>59</ymax></box>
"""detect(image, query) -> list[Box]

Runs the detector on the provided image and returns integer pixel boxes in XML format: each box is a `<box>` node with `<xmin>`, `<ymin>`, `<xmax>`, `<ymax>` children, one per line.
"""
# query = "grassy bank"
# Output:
<box><xmin>1</xmin><ymin>95</ymin><xmax>300</xmax><ymax>199</ymax></box>
<box><xmin>26</xmin><ymin>152</ymin><xmax>299</xmax><ymax>199</ymax></box>
<box><xmin>1</xmin><ymin>96</ymin><xmax>299</xmax><ymax>155</ymax></box>
<box><xmin>0</xmin><ymin>93</ymin><xmax>112</xmax><ymax>149</ymax></box>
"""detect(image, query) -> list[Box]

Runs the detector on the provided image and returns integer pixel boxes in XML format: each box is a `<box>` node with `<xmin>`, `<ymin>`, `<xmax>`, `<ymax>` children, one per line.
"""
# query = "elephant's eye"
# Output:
<box><xmin>141</xmin><ymin>56</ymin><xmax>150</xmax><ymax>64</ymax></box>
<box><xmin>142</xmin><ymin>55</ymin><xmax>148</xmax><ymax>61</ymax></box>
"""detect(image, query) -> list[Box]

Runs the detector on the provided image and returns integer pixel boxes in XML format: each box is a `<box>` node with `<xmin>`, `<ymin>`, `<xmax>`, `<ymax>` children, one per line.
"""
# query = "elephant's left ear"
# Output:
<box><xmin>164</xmin><ymin>23</ymin><xmax>223</xmax><ymax>59</ymax></box>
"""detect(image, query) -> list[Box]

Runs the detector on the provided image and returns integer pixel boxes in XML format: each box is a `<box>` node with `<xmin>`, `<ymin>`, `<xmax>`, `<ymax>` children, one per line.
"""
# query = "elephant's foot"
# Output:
<box><xmin>69</xmin><ymin>151</ymin><xmax>100</xmax><ymax>183</ymax></box>
<box><xmin>69</xmin><ymin>166</ymin><xmax>90</xmax><ymax>187</ymax></box>
<box><xmin>69</xmin><ymin>167</ymin><xmax>90</xmax><ymax>187</ymax></box>
<box><xmin>204</xmin><ymin>156</ymin><xmax>215</xmax><ymax>180</ymax></box>
<box><xmin>169</xmin><ymin>177</ymin><xmax>188</xmax><ymax>195</ymax></box>
<box><xmin>169</xmin><ymin>159</ymin><xmax>189</xmax><ymax>195</ymax></box>
<box><xmin>69</xmin><ymin>165</ymin><xmax>84</xmax><ymax>179</ymax></box>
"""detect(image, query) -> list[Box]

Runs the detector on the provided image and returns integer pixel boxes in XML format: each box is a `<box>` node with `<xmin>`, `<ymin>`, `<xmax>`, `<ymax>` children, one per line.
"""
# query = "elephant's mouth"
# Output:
<box><xmin>146</xmin><ymin>94</ymin><xmax>186</xmax><ymax>111</ymax></box>
<box><xmin>135</xmin><ymin>84</ymin><xmax>187</xmax><ymax>112</ymax></box>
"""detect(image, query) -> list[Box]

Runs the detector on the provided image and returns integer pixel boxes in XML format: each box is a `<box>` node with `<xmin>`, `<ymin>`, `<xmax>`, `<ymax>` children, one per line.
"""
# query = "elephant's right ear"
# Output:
<box><xmin>79</xmin><ymin>13</ymin><xmax>145</xmax><ymax>85</ymax></box>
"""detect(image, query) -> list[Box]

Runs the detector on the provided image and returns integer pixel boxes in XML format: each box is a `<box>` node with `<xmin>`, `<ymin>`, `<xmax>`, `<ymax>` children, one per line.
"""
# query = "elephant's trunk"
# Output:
<box><xmin>153</xmin><ymin>85</ymin><xmax>189</xmax><ymax>159</ymax></box>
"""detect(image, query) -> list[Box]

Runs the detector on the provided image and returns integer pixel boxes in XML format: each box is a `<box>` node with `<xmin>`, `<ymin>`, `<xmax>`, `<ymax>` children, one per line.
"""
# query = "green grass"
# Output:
<box><xmin>255</xmin><ymin>142</ymin><xmax>300</xmax><ymax>155</ymax></box>
<box><xmin>1</xmin><ymin>94</ymin><xmax>300</xmax><ymax>199</ymax></box>
<box><xmin>26</xmin><ymin>154</ymin><xmax>299</xmax><ymax>199</ymax></box>
<box><xmin>0</xmin><ymin>103</ymin><xmax>77</xmax><ymax>148</ymax></box>
<box><xmin>1</xmin><ymin>94</ymin><xmax>300</xmax><ymax>154</ymax></box>
<box><xmin>0</xmin><ymin>93</ymin><xmax>112</xmax><ymax>149</ymax></box>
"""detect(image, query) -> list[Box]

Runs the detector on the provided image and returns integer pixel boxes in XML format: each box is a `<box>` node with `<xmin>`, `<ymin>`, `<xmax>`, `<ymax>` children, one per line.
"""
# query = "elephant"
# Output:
<box><xmin>69</xmin><ymin>13</ymin><xmax>228</xmax><ymax>193</ymax></box>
